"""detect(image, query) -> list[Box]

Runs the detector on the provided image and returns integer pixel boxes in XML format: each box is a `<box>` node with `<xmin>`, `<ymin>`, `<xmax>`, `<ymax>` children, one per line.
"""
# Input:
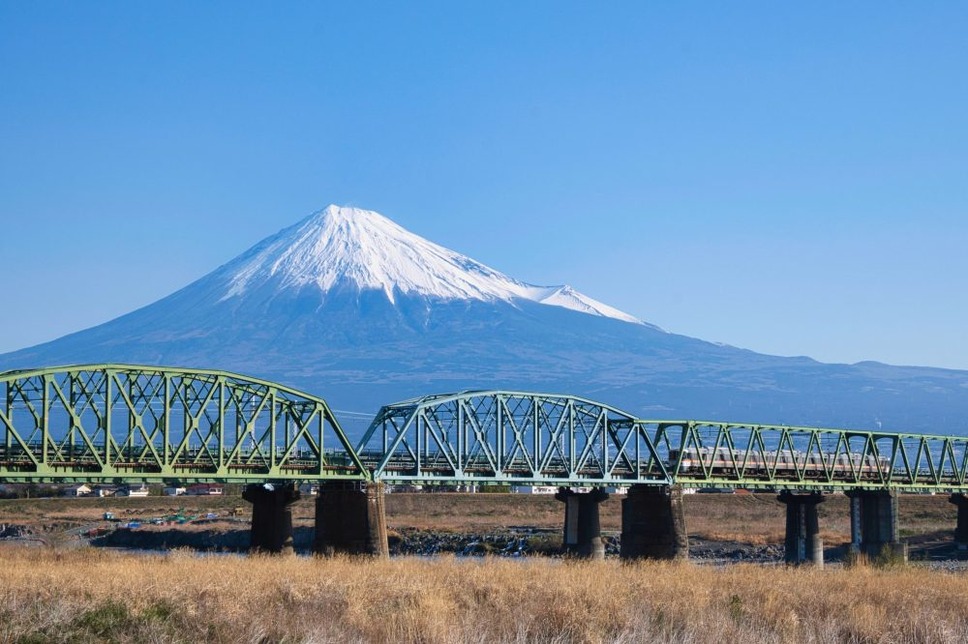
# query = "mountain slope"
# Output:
<box><xmin>2</xmin><ymin>205</ymin><xmax>967</xmax><ymax>438</ymax></box>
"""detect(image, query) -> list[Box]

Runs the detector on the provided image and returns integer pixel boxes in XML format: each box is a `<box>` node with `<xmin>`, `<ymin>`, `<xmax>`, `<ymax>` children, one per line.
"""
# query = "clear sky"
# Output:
<box><xmin>1</xmin><ymin>2</ymin><xmax>966</xmax><ymax>369</ymax></box>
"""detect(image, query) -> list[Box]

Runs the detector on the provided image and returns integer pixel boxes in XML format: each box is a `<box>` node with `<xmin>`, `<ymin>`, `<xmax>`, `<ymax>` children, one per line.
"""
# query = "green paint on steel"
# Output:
<box><xmin>4</xmin><ymin>369</ymin><xmax>968</xmax><ymax>494</ymax></box>
<box><xmin>645</xmin><ymin>419</ymin><xmax>968</xmax><ymax>493</ymax></box>
<box><xmin>0</xmin><ymin>364</ymin><xmax>367</xmax><ymax>483</ymax></box>
<box><xmin>359</xmin><ymin>391</ymin><xmax>968</xmax><ymax>493</ymax></box>
<box><xmin>357</xmin><ymin>390</ymin><xmax>672</xmax><ymax>486</ymax></box>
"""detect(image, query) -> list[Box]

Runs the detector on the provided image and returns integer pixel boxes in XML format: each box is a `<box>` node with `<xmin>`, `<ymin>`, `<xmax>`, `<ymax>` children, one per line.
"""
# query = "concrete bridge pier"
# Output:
<box><xmin>243</xmin><ymin>482</ymin><xmax>300</xmax><ymax>554</ymax></box>
<box><xmin>619</xmin><ymin>484</ymin><xmax>689</xmax><ymax>560</ymax></box>
<box><xmin>847</xmin><ymin>490</ymin><xmax>907</xmax><ymax>562</ymax></box>
<box><xmin>555</xmin><ymin>487</ymin><xmax>609</xmax><ymax>559</ymax></box>
<box><xmin>313</xmin><ymin>481</ymin><xmax>389</xmax><ymax>557</ymax></box>
<box><xmin>948</xmin><ymin>494</ymin><xmax>968</xmax><ymax>549</ymax></box>
<box><xmin>778</xmin><ymin>491</ymin><xmax>824</xmax><ymax>566</ymax></box>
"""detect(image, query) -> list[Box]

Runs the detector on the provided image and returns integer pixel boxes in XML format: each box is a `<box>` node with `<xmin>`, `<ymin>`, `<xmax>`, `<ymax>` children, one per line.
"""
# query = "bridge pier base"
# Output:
<box><xmin>620</xmin><ymin>484</ymin><xmax>689</xmax><ymax>560</ymax></box>
<box><xmin>243</xmin><ymin>482</ymin><xmax>300</xmax><ymax>554</ymax></box>
<box><xmin>847</xmin><ymin>490</ymin><xmax>906</xmax><ymax>562</ymax></box>
<box><xmin>948</xmin><ymin>494</ymin><xmax>968</xmax><ymax>549</ymax></box>
<box><xmin>313</xmin><ymin>481</ymin><xmax>389</xmax><ymax>557</ymax></box>
<box><xmin>555</xmin><ymin>487</ymin><xmax>609</xmax><ymax>559</ymax></box>
<box><xmin>778</xmin><ymin>491</ymin><xmax>824</xmax><ymax>566</ymax></box>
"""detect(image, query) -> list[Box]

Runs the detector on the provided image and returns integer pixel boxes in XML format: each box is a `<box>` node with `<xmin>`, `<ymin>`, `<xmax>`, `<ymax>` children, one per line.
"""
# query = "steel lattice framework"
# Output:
<box><xmin>4</xmin><ymin>369</ymin><xmax>968</xmax><ymax>493</ymax></box>
<box><xmin>0</xmin><ymin>365</ymin><xmax>366</xmax><ymax>483</ymax></box>
<box><xmin>652</xmin><ymin>420</ymin><xmax>968</xmax><ymax>493</ymax></box>
<box><xmin>358</xmin><ymin>391</ymin><xmax>968</xmax><ymax>492</ymax></box>
<box><xmin>356</xmin><ymin>391</ymin><xmax>671</xmax><ymax>485</ymax></box>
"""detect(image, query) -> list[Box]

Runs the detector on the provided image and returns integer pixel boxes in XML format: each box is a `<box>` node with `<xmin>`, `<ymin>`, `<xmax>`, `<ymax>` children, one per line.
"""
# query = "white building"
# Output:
<box><xmin>117</xmin><ymin>484</ymin><xmax>150</xmax><ymax>497</ymax></box>
<box><xmin>62</xmin><ymin>484</ymin><xmax>92</xmax><ymax>497</ymax></box>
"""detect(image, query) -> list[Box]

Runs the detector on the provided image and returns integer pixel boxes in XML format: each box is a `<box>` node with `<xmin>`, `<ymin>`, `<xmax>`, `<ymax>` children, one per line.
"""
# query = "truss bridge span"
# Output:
<box><xmin>0</xmin><ymin>364</ymin><xmax>366</xmax><ymax>483</ymax></box>
<box><xmin>359</xmin><ymin>390</ymin><xmax>968</xmax><ymax>494</ymax></box>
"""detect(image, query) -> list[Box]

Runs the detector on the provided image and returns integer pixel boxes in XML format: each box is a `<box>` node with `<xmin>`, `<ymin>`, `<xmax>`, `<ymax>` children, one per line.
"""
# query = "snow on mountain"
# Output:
<box><xmin>219</xmin><ymin>205</ymin><xmax>645</xmax><ymax>325</ymax></box>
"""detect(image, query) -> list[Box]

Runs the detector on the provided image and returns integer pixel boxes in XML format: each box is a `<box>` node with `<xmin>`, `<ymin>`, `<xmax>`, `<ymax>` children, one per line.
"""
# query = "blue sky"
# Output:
<box><xmin>1</xmin><ymin>2</ymin><xmax>966</xmax><ymax>368</ymax></box>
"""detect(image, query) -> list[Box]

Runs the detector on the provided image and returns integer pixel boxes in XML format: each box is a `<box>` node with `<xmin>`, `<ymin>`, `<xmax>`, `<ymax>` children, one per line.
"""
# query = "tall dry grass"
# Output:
<box><xmin>1</xmin><ymin>545</ymin><xmax>967</xmax><ymax>643</ymax></box>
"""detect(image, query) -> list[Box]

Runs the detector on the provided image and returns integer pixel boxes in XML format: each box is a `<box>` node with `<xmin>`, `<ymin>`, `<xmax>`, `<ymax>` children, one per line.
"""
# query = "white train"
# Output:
<box><xmin>670</xmin><ymin>446</ymin><xmax>890</xmax><ymax>477</ymax></box>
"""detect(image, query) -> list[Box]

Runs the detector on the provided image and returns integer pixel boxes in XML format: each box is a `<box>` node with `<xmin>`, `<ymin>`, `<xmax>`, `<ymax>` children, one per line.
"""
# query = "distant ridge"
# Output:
<box><xmin>2</xmin><ymin>203</ymin><xmax>967</xmax><ymax>439</ymax></box>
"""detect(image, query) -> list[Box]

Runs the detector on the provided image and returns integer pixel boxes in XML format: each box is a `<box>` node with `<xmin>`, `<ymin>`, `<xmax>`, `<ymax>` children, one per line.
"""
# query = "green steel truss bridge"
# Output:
<box><xmin>2</xmin><ymin>365</ymin><xmax>968</xmax><ymax>493</ymax></box>
<box><xmin>359</xmin><ymin>391</ymin><xmax>968</xmax><ymax>493</ymax></box>
<box><xmin>0</xmin><ymin>365</ymin><xmax>366</xmax><ymax>483</ymax></box>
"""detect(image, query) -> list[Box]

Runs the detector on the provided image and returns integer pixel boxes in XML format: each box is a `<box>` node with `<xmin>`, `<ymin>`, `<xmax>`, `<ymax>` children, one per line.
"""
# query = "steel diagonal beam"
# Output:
<box><xmin>498</xmin><ymin>397</ymin><xmax>527</xmax><ymax>472</ymax></box>
<box><xmin>827</xmin><ymin>434</ymin><xmax>847</xmax><ymax>483</ymax></box>
<box><xmin>881</xmin><ymin>436</ymin><xmax>898</xmax><ymax>484</ymax></box>
<box><xmin>803</xmin><ymin>431</ymin><xmax>824</xmax><ymax>483</ymax></box>
<box><xmin>739</xmin><ymin>427</ymin><xmax>764</xmax><ymax>482</ymax></box>
<box><xmin>0</xmin><ymin>404</ymin><xmax>39</xmax><ymax>467</ymax></box>
<box><xmin>570</xmin><ymin>405</ymin><xmax>597</xmax><ymax>467</ymax></box>
<box><xmin>658</xmin><ymin>423</ymin><xmax>688</xmax><ymax>477</ymax></box>
<box><xmin>942</xmin><ymin>439</ymin><xmax>959</xmax><ymax>484</ymax></box>
<box><xmin>750</xmin><ymin>429</ymin><xmax>773</xmax><ymax>482</ymax></box>
<box><xmin>705</xmin><ymin>425</ymin><xmax>730</xmax><ymax>482</ymax></box>
<box><xmin>457</xmin><ymin>400</ymin><xmax>490</xmax><ymax>473</ymax></box>
<box><xmin>537</xmin><ymin>402</ymin><xmax>571</xmax><ymax>476</ymax></box>
<box><xmin>110</xmin><ymin>373</ymin><xmax>163</xmax><ymax>468</ymax></box>
<box><xmin>777</xmin><ymin>429</ymin><xmax>801</xmax><ymax>483</ymax></box>
<box><xmin>193</xmin><ymin>380</ymin><xmax>225</xmax><ymax>468</ymax></box>
<box><xmin>635</xmin><ymin>422</ymin><xmax>671</xmax><ymax>481</ymax></box>
<box><xmin>385</xmin><ymin>414</ymin><xmax>419</xmax><ymax>467</ymax></box>
<box><xmin>356</xmin><ymin>406</ymin><xmax>389</xmax><ymax>455</ymax></box>
<box><xmin>929</xmin><ymin>439</ymin><xmax>944</xmax><ymax>486</ymax></box>
<box><xmin>373</xmin><ymin>412</ymin><xmax>420</xmax><ymax>478</ymax></box>
<box><xmin>683</xmin><ymin>422</ymin><xmax>711</xmax><ymax>480</ymax></box>
<box><xmin>865</xmin><ymin>435</ymin><xmax>885</xmax><ymax>485</ymax></box>
<box><xmin>606</xmin><ymin>422</ymin><xmax>637</xmax><ymax>477</ymax></box>
<box><xmin>499</xmin><ymin>397</ymin><xmax>536</xmax><ymax>475</ymax></box>
<box><xmin>171</xmin><ymin>375</ymin><xmax>220</xmax><ymax>467</ymax></box>
<box><xmin>715</xmin><ymin>426</ymin><xmax>738</xmax><ymax>481</ymax></box>
<box><xmin>573</xmin><ymin>409</ymin><xmax>606</xmax><ymax>478</ymax></box>
<box><xmin>275</xmin><ymin>405</ymin><xmax>319</xmax><ymax>471</ymax></box>
<box><xmin>224</xmin><ymin>387</ymin><xmax>272</xmax><ymax>469</ymax></box>
<box><xmin>921</xmin><ymin>437</ymin><xmax>938</xmax><ymax>485</ymax></box>
<box><xmin>896</xmin><ymin>439</ymin><xmax>915</xmax><ymax>484</ymax></box>
<box><xmin>47</xmin><ymin>375</ymin><xmax>106</xmax><ymax>470</ymax></box>
<box><xmin>421</xmin><ymin>407</ymin><xmax>460</xmax><ymax>475</ymax></box>
<box><xmin>458</xmin><ymin>399</ymin><xmax>499</xmax><ymax>476</ymax></box>
<box><xmin>959</xmin><ymin>442</ymin><xmax>968</xmax><ymax>484</ymax></box>
<box><xmin>787</xmin><ymin>429</ymin><xmax>812</xmax><ymax>484</ymax></box>
<box><xmin>244</xmin><ymin>392</ymin><xmax>279</xmax><ymax>472</ymax></box>
<box><xmin>840</xmin><ymin>435</ymin><xmax>860</xmax><ymax>483</ymax></box>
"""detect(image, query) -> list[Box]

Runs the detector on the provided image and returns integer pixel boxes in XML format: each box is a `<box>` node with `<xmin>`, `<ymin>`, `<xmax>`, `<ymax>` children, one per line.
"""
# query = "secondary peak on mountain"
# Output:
<box><xmin>219</xmin><ymin>204</ymin><xmax>643</xmax><ymax>325</ymax></box>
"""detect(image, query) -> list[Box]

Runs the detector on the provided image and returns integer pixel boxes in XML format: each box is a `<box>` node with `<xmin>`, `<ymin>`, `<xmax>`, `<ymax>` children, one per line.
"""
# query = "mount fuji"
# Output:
<box><xmin>2</xmin><ymin>205</ymin><xmax>967</xmax><ymax>438</ymax></box>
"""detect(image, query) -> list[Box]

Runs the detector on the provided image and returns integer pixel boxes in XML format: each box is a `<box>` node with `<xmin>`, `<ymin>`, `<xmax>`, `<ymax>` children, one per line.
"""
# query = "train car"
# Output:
<box><xmin>669</xmin><ymin>446</ymin><xmax>890</xmax><ymax>480</ymax></box>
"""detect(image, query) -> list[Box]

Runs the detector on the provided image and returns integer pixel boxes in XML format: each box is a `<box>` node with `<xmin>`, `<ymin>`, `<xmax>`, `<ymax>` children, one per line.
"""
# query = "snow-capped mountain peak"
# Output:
<box><xmin>220</xmin><ymin>204</ymin><xmax>644</xmax><ymax>325</ymax></box>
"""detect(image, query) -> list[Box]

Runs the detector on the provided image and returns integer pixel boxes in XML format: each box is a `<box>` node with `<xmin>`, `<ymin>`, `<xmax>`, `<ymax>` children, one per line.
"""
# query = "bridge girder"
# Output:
<box><xmin>649</xmin><ymin>419</ymin><xmax>968</xmax><ymax>493</ymax></box>
<box><xmin>0</xmin><ymin>364</ymin><xmax>367</xmax><ymax>483</ymax></box>
<box><xmin>356</xmin><ymin>390</ymin><xmax>672</xmax><ymax>485</ymax></box>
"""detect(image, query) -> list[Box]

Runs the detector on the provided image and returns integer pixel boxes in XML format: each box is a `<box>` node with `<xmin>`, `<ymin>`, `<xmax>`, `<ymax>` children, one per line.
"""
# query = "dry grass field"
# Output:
<box><xmin>1</xmin><ymin>545</ymin><xmax>968</xmax><ymax>643</ymax></box>
<box><xmin>1</xmin><ymin>493</ymin><xmax>966</xmax><ymax>642</ymax></box>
